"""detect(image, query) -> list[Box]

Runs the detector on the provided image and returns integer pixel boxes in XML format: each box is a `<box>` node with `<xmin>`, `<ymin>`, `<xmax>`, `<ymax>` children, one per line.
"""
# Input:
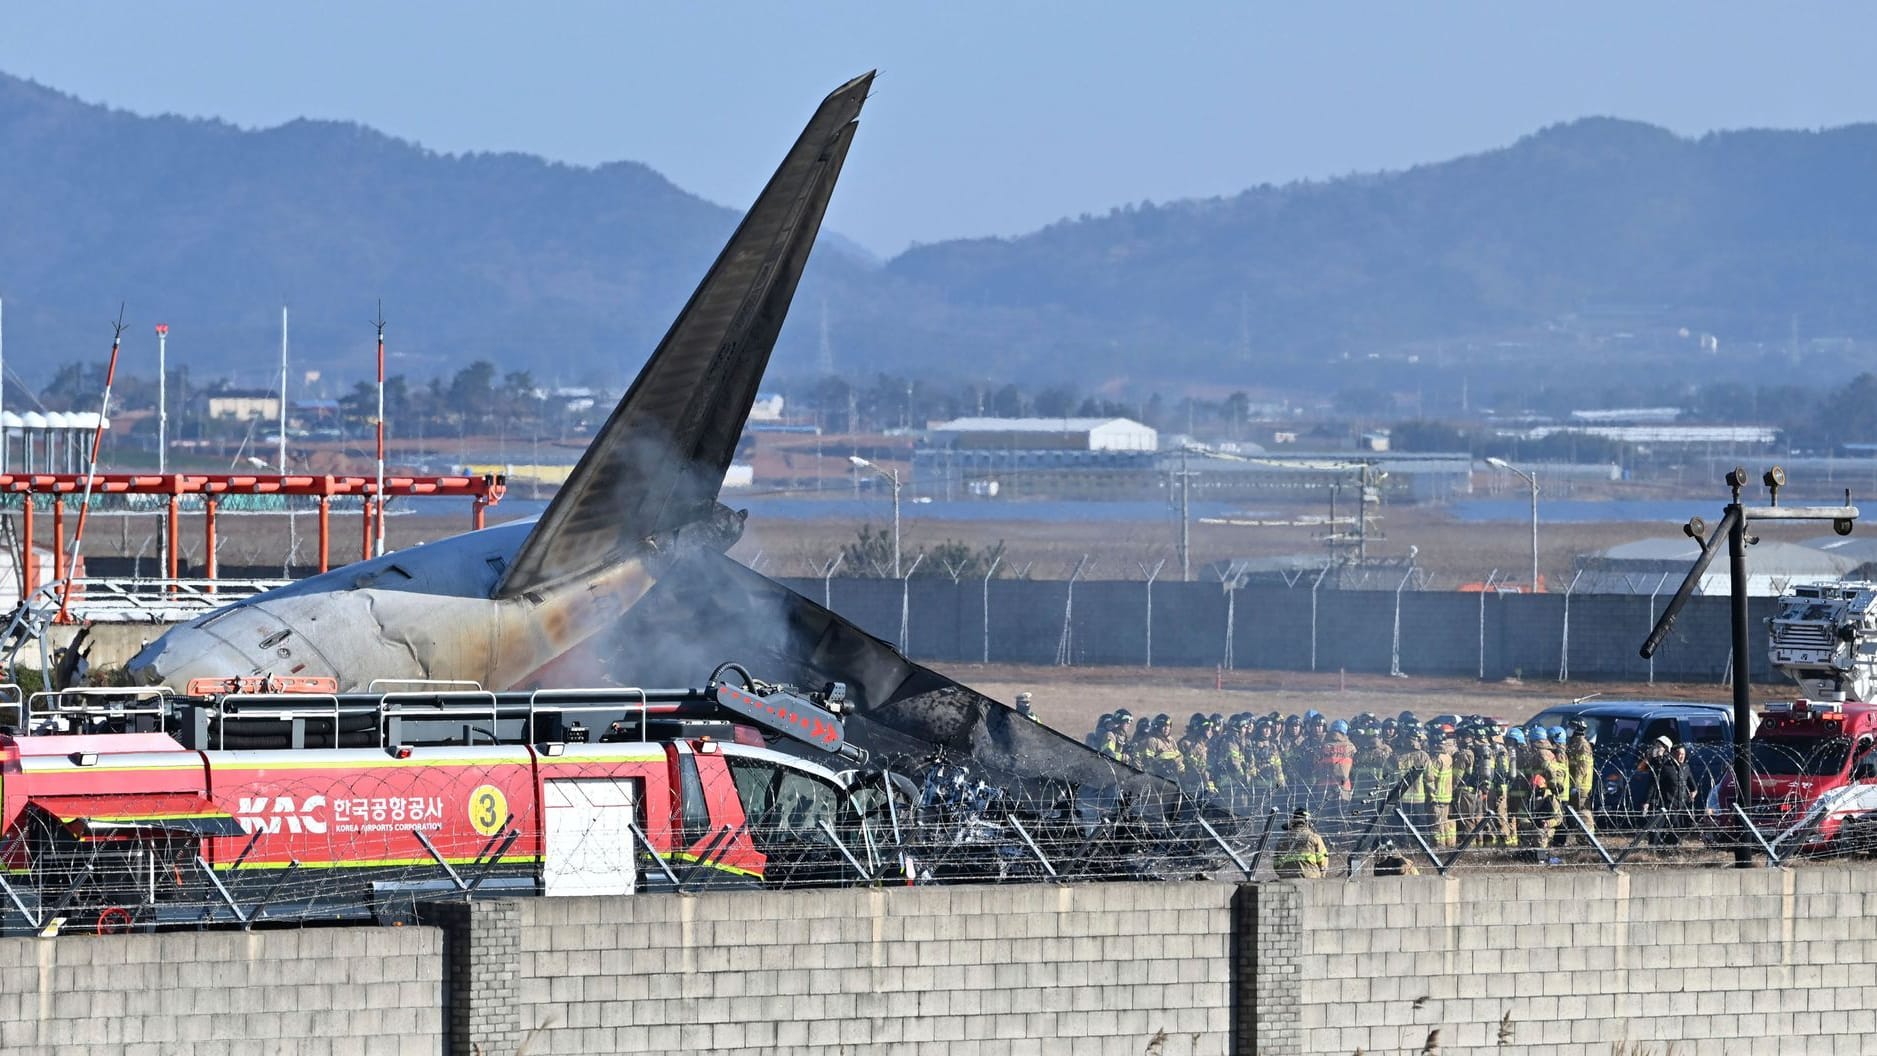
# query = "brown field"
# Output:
<box><xmin>923</xmin><ymin>661</ymin><xmax>1756</xmax><ymax>741</ymax></box>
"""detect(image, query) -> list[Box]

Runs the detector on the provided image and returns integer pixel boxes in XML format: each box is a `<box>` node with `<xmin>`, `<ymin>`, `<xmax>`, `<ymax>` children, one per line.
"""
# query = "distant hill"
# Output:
<box><xmin>3</xmin><ymin>72</ymin><xmax>1876</xmax><ymax>394</ymax></box>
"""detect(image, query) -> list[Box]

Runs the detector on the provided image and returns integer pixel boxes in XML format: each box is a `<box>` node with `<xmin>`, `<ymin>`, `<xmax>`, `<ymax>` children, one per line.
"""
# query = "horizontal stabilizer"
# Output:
<box><xmin>497</xmin><ymin>72</ymin><xmax>873</xmax><ymax>597</ymax></box>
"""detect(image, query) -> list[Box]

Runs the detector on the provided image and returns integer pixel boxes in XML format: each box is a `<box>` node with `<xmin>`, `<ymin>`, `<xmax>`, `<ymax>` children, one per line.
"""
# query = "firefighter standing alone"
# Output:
<box><xmin>1274</xmin><ymin>808</ymin><xmax>1329</xmax><ymax>879</ymax></box>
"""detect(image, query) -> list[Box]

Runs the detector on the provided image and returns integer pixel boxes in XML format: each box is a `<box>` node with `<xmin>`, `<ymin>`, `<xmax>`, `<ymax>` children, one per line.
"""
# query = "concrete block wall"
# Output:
<box><xmin>0</xmin><ymin>926</ymin><xmax>443</xmax><ymax>1056</ymax></box>
<box><xmin>1283</xmin><ymin>863</ymin><xmax>1877</xmax><ymax>1055</ymax></box>
<box><xmin>509</xmin><ymin>881</ymin><xmax>1238</xmax><ymax>1056</ymax></box>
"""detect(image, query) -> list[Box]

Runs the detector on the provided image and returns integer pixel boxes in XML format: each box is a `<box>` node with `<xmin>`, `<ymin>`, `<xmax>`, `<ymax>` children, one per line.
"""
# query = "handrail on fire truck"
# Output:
<box><xmin>13</xmin><ymin>664</ymin><xmax>853</xmax><ymax>757</ymax></box>
<box><xmin>376</xmin><ymin>690</ymin><xmax>502</xmax><ymax>747</ymax></box>
<box><xmin>204</xmin><ymin>693</ymin><xmax>350</xmax><ymax>751</ymax></box>
<box><xmin>24</xmin><ymin>686</ymin><xmax>172</xmax><ymax>733</ymax></box>
<box><xmin>524</xmin><ymin>687</ymin><xmax>653</xmax><ymax>743</ymax></box>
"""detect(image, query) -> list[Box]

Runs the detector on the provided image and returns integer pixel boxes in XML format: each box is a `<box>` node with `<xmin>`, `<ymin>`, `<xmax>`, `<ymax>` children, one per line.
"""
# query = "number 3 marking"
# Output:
<box><xmin>469</xmin><ymin>785</ymin><xmax>507</xmax><ymax>836</ymax></box>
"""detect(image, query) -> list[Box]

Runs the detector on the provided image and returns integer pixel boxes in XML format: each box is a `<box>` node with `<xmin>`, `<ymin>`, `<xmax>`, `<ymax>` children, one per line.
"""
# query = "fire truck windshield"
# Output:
<box><xmin>1751</xmin><ymin>735</ymin><xmax>1852</xmax><ymax>777</ymax></box>
<box><xmin>726</xmin><ymin>756</ymin><xmax>840</xmax><ymax>849</ymax></box>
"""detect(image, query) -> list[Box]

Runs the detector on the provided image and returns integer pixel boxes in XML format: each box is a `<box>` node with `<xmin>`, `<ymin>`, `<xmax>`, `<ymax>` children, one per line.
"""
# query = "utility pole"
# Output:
<box><xmin>155</xmin><ymin>323</ymin><xmax>168</xmax><ymax>473</ymax></box>
<box><xmin>1176</xmin><ymin>448</ymin><xmax>1194</xmax><ymax>581</ymax></box>
<box><xmin>1356</xmin><ymin>464</ymin><xmax>1369</xmax><ymax>563</ymax></box>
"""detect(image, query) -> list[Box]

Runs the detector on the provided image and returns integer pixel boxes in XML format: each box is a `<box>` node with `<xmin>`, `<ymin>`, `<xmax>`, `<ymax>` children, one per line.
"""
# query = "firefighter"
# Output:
<box><xmin>1280</xmin><ymin>713</ymin><xmax>1305</xmax><ymax>755</ymax></box>
<box><xmin>1565</xmin><ymin>720</ymin><xmax>1596</xmax><ymax>838</ymax></box>
<box><xmin>1273</xmin><ymin>808</ymin><xmax>1329</xmax><ymax>879</ymax></box>
<box><xmin>1394</xmin><ymin>727</ymin><xmax>1433</xmax><ymax>839</ymax></box>
<box><xmin>1351</xmin><ymin>717</ymin><xmax>1394</xmax><ymax>801</ymax></box>
<box><xmin>1123</xmin><ymin>718</ymin><xmax>1157</xmax><ymax>769</ymax></box>
<box><xmin>1093</xmin><ymin>714</ymin><xmax>1130</xmax><ymax>762</ymax></box>
<box><xmin>1526</xmin><ymin>771</ymin><xmax>1563</xmax><ymax>851</ymax></box>
<box><xmin>1178</xmin><ymin>714</ymin><xmax>1217</xmax><ymax>796</ymax></box>
<box><xmin>1426</xmin><ymin>725</ymin><xmax>1458</xmax><ymax>847</ymax></box>
<box><xmin>1499</xmin><ymin>727</ymin><xmax>1527</xmax><ymax>847</ymax></box>
<box><xmin>1015</xmin><ymin>692</ymin><xmax>1040</xmax><ymax>723</ymax></box>
<box><xmin>1541</xmin><ymin>730</ymin><xmax>1572</xmax><ymax>848</ymax></box>
<box><xmin>1249</xmin><ymin>719</ymin><xmax>1287</xmax><ymax>803</ymax></box>
<box><xmin>1139</xmin><ymin>715</ymin><xmax>1185</xmax><ymax>782</ymax></box>
<box><xmin>1212</xmin><ymin>716</ymin><xmax>1255</xmax><ymax>803</ymax></box>
<box><xmin>1451</xmin><ymin>725</ymin><xmax>1482</xmax><ymax>843</ymax></box>
<box><xmin>1312</xmin><ymin>718</ymin><xmax>1356</xmax><ymax>819</ymax></box>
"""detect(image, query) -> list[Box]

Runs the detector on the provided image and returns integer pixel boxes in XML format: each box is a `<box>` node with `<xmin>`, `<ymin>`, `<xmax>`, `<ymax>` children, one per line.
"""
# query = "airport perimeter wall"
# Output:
<box><xmin>1270</xmin><ymin>862</ymin><xmax>1877</xmax><ymax>1056</ymax></box>
<box><xmin>784</xmin><ymin>577</ymin><xmax>1778</xmax><ymax>684</ymax></box>
<box><xmin>500</xmin><ymin>882</ymin><xmax>1235</xmax><ymax>1056</ymax></box>
<box><xmin>15</xmin><ymin>867</ymin><xmax>1877</xmax><ymax>1054</ymax></box>
<box><xmin>0</xmin><ymin>925</ymin><xmax>444</xmax><ymax>1055</ymax></box>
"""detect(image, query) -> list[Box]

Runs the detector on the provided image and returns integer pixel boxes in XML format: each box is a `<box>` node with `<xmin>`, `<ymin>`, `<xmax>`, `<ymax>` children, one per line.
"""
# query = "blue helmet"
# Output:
<box><xmin>1530</xmin><ymin>728</ymin><xmax>1551</xmax><ymax>744</ymax></box>
<box><xmin>1549</xmin><ymin>726</ymin><xmax>1567</xmax><ymax>745</ymax></box>
<box><xmin>1304</xmin><ymin>709</ymin><xmax>1323</xmax><ymax>723</ymax></box>
<box><xmin>1330</xmin><ymin>719</ymin><xmax>1349</xmax><ymax>735</ymax></box>
<box><xmin>1506</xmin><ymin>727</ymin><xmax>1527</xmax><ymax>745</ymax></box>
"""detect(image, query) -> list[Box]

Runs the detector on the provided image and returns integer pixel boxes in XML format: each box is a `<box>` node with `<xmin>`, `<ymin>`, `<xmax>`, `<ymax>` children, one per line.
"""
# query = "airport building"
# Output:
<box><xmin>1572</xmin><ymin>537</ymin><xmax>1860</xmax><ymax>595</ymax></box>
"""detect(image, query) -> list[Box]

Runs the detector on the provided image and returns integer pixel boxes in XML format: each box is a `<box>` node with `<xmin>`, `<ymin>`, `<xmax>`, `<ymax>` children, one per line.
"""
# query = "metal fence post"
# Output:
<box><xmin>1478</xmin><ymin>569</ymin><xmax>1498</xmax><ymax>680</ymax></box>
<box><xmin>898</xmin><ymin>554</ymin><xmax>925</xmax><ymax>653</ymax></box>
<box><xmin>1055</xmin><ymin>555</ymin><xmax>1090</xmax><ymax>667</ymax></box>
<box><xmin>980</xmin><ymin>554</ymin><xmax>1002</xmax><ymax>663</ymax></box>
<box><xmin>1558</xmin><ymin>568</ymin><xmax>1583</xmax><ymax>682</ymax></box>
<box><xmin>819</xmin><ymin>553</ymin><xmax>844</xmax><ymax>609</ymax></box>
<box><xmin>1138</xmin><ymin>558</ymin><xmax>1165</xmax><ymax>668</ymax></box>
<box><xmin>1389</xmin><ymin>562</ymin><xmax>1415</xmax><ymax>677</ymax></box>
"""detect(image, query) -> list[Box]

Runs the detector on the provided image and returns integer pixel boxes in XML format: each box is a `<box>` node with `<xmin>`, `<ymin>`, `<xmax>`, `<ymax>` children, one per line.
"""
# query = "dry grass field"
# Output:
<box><xmin>928</xmin><ymin>660</ymin><xmax>1751</xmax><ymax>741</ymax></box>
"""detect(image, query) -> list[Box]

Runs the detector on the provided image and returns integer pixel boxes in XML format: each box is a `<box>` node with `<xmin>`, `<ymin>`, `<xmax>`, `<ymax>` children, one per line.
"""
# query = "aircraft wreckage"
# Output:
<box><xmin>114</xmin><ymin>73</ymin><xmax>1226</xmax><ymax>883</ymax></box>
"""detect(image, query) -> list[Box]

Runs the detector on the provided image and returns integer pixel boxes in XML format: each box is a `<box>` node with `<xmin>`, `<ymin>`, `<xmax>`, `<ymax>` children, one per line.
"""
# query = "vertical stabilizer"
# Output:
<box><xmin>496</xmin><ymin>72</ymin><xmax>873</xmax><ymax>598</ymax></box>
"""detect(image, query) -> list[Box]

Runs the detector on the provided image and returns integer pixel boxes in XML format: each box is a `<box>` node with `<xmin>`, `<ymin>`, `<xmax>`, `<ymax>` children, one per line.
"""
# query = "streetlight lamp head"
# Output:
<box><xmin>1486</xmin><ymin>457</ymin><xmax>1510</xmax><ymax>470</ymax></box>
<box><xmin>848</xmin><ymin>455</ymin><xmax>870</xmax><ymax>468</ymax></box>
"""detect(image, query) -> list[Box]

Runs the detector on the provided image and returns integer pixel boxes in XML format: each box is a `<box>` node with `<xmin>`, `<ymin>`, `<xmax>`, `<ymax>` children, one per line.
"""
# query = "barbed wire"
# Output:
<box><xmin>9</xmin><ymin>731</ymin><xmax>1877</xmax><ymax>941</ymax></box>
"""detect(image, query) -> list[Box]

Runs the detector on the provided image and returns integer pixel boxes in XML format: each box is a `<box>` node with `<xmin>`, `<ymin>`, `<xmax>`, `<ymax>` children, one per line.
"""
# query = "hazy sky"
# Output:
<box><xmin>5</xmin><ymin>3</ymin><xmax>1876</xmax><ymax>256</ymax></box>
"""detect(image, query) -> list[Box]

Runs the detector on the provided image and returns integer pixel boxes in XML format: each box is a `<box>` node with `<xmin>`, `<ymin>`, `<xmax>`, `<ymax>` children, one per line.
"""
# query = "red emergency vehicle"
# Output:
<box><xmin>0</xmin><ymin>669</ymin><xmax>880</xmax><ymax>932</ymax></box>
<box><xmin>1718</xmin><ymin>699</ymin><xmax>1877</xmax><ymax>846</ymax></box>
<box><xmin>1714</xmin><ymin>583</ymin><xmax>1877</xmax><ymax>851</ymax></box>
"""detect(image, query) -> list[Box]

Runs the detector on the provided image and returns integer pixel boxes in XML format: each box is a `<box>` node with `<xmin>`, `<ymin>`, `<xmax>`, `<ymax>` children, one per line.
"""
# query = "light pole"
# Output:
<box><xmin>850</xmin><ymin>455</ymin><xmax>901</xmax><ymax>578</ymax></box>
<box><xmin>1487</xmin><ymin>457</ymin><xmax>1539</xmax><ymax>592</ymax></box>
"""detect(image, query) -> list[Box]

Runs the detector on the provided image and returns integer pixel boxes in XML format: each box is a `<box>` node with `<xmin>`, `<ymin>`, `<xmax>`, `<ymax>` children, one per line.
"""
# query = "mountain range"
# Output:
<box><xmin>3</xmin><ymin>71</ymin><xmax>1874</xmax><ymax>396</ymax></box>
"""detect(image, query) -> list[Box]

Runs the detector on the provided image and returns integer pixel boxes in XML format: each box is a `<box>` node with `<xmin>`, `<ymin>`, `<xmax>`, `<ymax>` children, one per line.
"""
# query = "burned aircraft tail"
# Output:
<box><xmin>495</xmin><ymin>72</ymin><xmax>874</xmax><ymax>599</ymax></box>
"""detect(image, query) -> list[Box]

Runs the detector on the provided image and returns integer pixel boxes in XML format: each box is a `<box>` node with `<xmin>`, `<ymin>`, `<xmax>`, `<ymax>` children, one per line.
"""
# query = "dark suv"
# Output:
<box><xmin>1524</xmin><ymin>700</ymin><xmax>1739</xmax><ymax>824</ymax></box>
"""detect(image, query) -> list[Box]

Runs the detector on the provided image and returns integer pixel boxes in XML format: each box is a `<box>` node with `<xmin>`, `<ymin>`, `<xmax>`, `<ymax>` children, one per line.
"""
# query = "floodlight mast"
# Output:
<box><xmin>850</xmin><ymin>455</ymin><xmax>900</xmax><ymax>578</ymax></box>
<box><xmin>1640</xmin><ymin>466</ymin><xmax>1858</xmax><ymax>868</ymax></box>
<box><xmin>1486</xmin><ymin>457</ymin><xmax>1538</xmax><ymax>592</ymax></box>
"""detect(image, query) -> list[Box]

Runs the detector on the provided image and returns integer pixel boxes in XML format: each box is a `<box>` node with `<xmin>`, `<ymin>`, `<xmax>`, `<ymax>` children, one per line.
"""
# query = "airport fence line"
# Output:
<box><xmin>779</xmin><ymin>573</ymin><xmax>1787</xmax><ymax>683</ymax></box>
<box><xmin>7</xmin><ymin>740</ymin><xmax>1871</xmax><ymax>939</ymax></box>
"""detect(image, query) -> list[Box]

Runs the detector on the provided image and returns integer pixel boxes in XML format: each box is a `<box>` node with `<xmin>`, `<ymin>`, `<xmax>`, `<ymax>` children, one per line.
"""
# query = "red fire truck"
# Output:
<box><xmin>0</xmin><ymin>666</ymin><xmax>882</xmax><ymax>933</ymax></box>
<box><xmin>1715</xmin><ymin>583</ymin><xmax>1877</xmax><ymax>853</ymax></box>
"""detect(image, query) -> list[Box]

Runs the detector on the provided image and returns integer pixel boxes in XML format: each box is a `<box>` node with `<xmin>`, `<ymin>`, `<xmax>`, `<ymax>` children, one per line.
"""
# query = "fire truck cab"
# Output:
<box><xmin>0</xmin><ymin>668</ymin><xmax>885</xmax><ymax>933</ymax></box>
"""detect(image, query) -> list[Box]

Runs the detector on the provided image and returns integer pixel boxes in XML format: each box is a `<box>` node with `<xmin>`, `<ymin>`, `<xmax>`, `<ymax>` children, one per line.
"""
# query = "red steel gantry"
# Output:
<box><xmin>0</xmin><ymin>472</ymin><xmax>505</xmax><ymax>600</ymax></box>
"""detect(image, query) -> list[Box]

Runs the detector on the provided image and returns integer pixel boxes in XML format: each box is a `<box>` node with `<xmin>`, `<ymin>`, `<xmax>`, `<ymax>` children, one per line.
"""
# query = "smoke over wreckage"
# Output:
<box><xmin>121</xmin><ymin>72</ymin><xmax>1194</xmax><ymax>851</ymax></box>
